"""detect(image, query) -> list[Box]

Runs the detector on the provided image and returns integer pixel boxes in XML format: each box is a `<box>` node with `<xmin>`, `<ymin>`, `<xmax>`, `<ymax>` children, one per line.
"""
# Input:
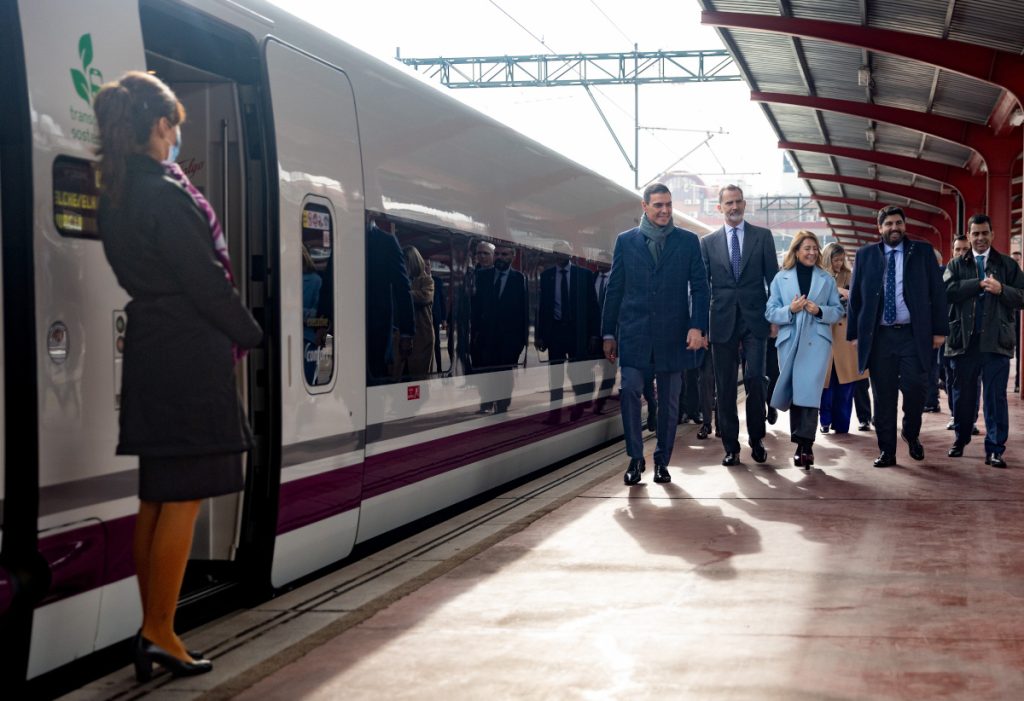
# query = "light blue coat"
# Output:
<box><xmin>766</xmin><ymin>265</ymin><xmax>843</xmax><ymax>409</ymax></box>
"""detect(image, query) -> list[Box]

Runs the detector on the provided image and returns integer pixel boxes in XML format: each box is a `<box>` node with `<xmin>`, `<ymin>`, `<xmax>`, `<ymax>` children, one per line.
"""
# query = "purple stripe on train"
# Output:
<box><xmin>275</xmin><ymin>399</ymin><xmax>619</xmax><ymax>534</ymax></box>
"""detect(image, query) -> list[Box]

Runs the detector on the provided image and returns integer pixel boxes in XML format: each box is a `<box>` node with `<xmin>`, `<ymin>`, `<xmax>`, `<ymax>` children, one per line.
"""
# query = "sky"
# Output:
<box><xmin>265</xmin><ymin>0</ymin><xmax>804</xmax><ymax>200</ymax></box>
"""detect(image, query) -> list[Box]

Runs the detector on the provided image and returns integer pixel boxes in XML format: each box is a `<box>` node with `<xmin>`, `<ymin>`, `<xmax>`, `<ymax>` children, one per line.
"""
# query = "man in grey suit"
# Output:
<box><xmin>700</xmin><ymin>185</ymin><xmax>779</xmax><ymax>466</ymax></box>
<box><xmin>602</xmin><ymin>183</ymin><xmax>709</xmax><ymax>485</ymax></box>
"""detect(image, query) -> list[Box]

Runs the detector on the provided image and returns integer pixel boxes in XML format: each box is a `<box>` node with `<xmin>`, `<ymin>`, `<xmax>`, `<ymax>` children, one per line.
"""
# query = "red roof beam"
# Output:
<box><xmin>824</xmin><ymin>214</ymin><xmax>937</xmax><ymax>237</ymax></box>
<box><xmin>781</xmin><ymin>140</ymin><xmax>986</xmax><ymax>212</ymax></box>
<box><xmin>701</xmin><ymin>11</ymin><xmax>1024</xmax><ymax>109</ymax></box>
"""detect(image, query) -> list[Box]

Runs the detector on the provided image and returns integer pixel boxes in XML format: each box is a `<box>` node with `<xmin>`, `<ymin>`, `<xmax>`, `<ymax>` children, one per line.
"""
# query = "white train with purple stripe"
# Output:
<box><xmin>0</xmin><ymin>0</ymin><xmax>712</xmax><ymax>687</ymax></box>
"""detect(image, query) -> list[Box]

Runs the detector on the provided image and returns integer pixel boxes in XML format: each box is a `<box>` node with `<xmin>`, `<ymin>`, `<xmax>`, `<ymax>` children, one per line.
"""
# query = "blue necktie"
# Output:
<box><xmin>883</xmin><ymin>249</ymin><xmax>897</xmax><ymax>325</ymax></box>
<box><xmin>730</xmin><ymin>228</ymin><xmax>741</xmax><ymax>281</ymax></box>
<box><xmin>974</xmin><ymin>254</ymin><xmax>986</xmax><ymax>333</ymax></box>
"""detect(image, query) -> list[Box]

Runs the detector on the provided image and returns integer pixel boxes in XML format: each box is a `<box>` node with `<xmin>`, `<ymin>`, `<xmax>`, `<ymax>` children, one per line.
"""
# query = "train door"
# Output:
<box><xmin>264</xmin><ymin>40</ymin><xmax>366</xmax><ymax>587</ymax></box>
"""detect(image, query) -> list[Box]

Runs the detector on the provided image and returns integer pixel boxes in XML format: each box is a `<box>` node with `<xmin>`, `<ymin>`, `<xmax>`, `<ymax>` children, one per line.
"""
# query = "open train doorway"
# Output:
<box><xmin>139</xmin><ymin>0</ymin><xmax>276</xmax><ymax>604</ymax></box>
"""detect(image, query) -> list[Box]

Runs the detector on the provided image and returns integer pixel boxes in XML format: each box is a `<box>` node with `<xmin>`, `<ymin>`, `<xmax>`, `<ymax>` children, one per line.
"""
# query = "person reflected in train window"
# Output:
<box><xmin>94</xmin><ymin>71</ymin><xmax>262</xmax><ymax>680</ymax></box>
<box><xmin>602</xmin><ymin>183</ymin><xmax>709</xmax><ymax>485</ymax></box>
<box><xmin>366</xmin><ymin>223</ymin><xmax>415</xmax><ymax>382</ymax></box>
<box><xmin>301</xmin><ymin>244</ymin><xmax>324</xmax><ymax>385</ymax></box>
<box><xmin>456</xmin><ymin>240</ymin><xmax>495</xmax><ymax>375</ymax></box>
<box><xmin>431</xmin><ymin>266</ymin><xmax>448</xmax><ymax>375</ymax></box>
<box><xmin>471</xmin><ymin>242</ymin><xmax>529</xmax><ymax>412</ymax></box>
<box><xmin>536</xmin><ymin>241</ymin><xmax>600</xmax><ymax>418</ymax></box>
<box><xmin>592</xmin><ymin>250</ymin><xmax>616</xmax><ymax>414</ymax></box>
<box><xmin>391</xmin><ymin>246</ymin><xmax>435</xmax><ymax>379</ymax></box>
<box><xmin>847</xmin><ymin>205</ymin><xmax>948</xmax><ymax>468</ymax></box>
<box><xmin>766</xmin><ymin>231</ymin><xmax>843</xmax><ymax>470</ymax></box>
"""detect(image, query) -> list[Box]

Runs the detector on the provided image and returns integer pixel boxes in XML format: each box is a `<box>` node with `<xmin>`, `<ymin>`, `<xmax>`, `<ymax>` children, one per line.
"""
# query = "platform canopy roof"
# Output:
<box><xmin>699</xmin><ymin>0</ymin><xmax>1024</xmax><ymax>255</ymax></box>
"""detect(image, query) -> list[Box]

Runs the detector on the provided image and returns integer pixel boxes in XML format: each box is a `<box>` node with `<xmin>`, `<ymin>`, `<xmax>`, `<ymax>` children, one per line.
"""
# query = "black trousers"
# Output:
<box><xmin>868</xmin><ymin>325</ymin><xmax>928</xmax><ymax>455</ymax></box>
<box><xmin>765</xmin><ymin>336</ymin><xmax>779</xmax><ymax>411</ymax></box>
<box><xmin>712</xmin><ymin>315</ymin><xmax>767</xmax><ymax>453</ymax></box>
<box><xmin>699</xmin><ymin>349</ymin><xmax>717</xmax><ymax>429</ymax></box>
<box><xmin>789</xmin><ymin>405</ymin><xmax>819</xmax><ymax>445</ymax></box>
<box><xmin>853</xmin><ymin>378</ymin><xmax>872</xmax><ymax>423</ymax></box>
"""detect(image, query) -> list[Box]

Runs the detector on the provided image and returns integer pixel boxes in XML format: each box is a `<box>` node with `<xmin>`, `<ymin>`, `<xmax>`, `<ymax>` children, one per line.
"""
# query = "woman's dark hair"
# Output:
<box><xmin>94</xmin><ymin>71</ymin><xmax>185</xmax><ymax>205</ymax></box>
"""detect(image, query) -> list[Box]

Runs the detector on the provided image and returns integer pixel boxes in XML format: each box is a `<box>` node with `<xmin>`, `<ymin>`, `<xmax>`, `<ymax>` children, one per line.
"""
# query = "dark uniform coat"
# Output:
<box><xmin>99</xmin><ymin>155</ymin><xmax>262</xmax><ymax>457</ymax></box>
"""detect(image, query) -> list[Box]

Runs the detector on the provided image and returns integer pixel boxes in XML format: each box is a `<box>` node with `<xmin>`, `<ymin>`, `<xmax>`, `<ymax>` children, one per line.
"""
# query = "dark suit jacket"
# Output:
<box><xmin>366</xmin><ymin>225</ymin><xmax>415</xmax><ymax>378</ymax></box>
<box><xmin>471</xmin><ymin>267</ymin><xmax>529</xmax><ymax>368</ymax></box>
<box><xmin>537</xmin><ymin>264</ymin><xmax>599</xmax><ymax>355</ymax></box>
<box><xmin>700</xmin><ymin>222</ymin><xmax>778</xmax><ymax>342</ymax></box>
<box><xmin>601</xmin><ymin>226</ymin><xmax>709</xmax><ymax>372</ymax></box>
<box><xmin>847</xmin><ymin>238</ymin><xmax>948</xmax><ymax>373</ymax></box>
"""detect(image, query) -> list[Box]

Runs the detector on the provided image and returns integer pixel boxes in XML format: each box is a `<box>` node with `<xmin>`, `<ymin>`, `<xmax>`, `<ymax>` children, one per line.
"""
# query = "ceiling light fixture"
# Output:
<box><xmin>866</xmin><ymin>164</ymin><xmax>878</xmax><ymax>179</ymax></box>
<box><xmin>865</xmin><ymin>127</ymin><xmax>876</xmax><ymax>145</ymax></box>
<box><xmin>857</xmin><ymin>65</ymin><xmax>872</xmax><ymax>87</ymax></box>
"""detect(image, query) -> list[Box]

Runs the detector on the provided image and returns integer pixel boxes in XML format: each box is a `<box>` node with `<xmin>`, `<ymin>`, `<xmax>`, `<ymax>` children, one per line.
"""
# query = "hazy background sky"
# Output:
<box><xmin>266</xmin><ymin>0</ymin><xmax>804</xmax><ymax>199</ymax></box>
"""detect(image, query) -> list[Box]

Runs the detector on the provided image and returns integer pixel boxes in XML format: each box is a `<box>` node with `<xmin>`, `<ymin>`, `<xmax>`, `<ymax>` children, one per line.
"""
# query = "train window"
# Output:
<box><xmin>52</xmin><ymin>156</ymin><xmax>100</xmax><ymax>239</ymax></box>
<box><xmin>301</xmin><ymin>200</ymin><xmax>335</xmax><ymax>388</ymax></box>
<box><xmin>366</xmin><ymin>220</ymin><xmax>451</xmax><ymax>384</ymax></box>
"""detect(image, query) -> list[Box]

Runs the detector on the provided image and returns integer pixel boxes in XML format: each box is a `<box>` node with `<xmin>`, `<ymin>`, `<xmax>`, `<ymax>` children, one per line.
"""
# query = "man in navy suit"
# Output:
<box><xmin>602</xmin><ymin>183</ymin><xmax>709</xmax><ymax>485</ymax></box>
<box><xmin>472</xmin><ymin>243</ymin><xmax>529</xmax><ymax>412</ymax></box>
<box><xmin>700</xmin><ymin>185</ymin><xmax>779</xmax><ymax>466</ymax></box>
<box><xmin>847</xmin><ymin>206</ymin><xmax>948</xmax><ymax>467</ymax></box>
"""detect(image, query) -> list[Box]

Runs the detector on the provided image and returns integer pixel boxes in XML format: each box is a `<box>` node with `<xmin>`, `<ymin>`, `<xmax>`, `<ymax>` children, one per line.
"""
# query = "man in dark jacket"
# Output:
<box><xmin>472</xmin><ymin>243</ymin><xmax>529</xmax><ymax>412</ymax></box>
<box><xmin>944</xmin><ymin>214</ymin><xmax>1024</xmax><ymax>468</ymax></box>
<box><xmin>367</xmin><ymin>224</ymin><xmax>415</xmax><ymax>382</ymax></box>
<box><xmin>847</xmin><ymin>206</ymin><xmax>948</xmax><ymax>467</ymax></box>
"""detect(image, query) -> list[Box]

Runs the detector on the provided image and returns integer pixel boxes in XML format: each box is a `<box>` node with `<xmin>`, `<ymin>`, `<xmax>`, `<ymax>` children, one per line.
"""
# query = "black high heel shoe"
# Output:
<box><xmin>135</xmin><ymin>630</ymin><xmax>203</xmax><ymax>663</ymax></box>
<box><xmin>134</xmin><ymin>636</ymin><xmax>212</xmax><ymax>682</ymax></box>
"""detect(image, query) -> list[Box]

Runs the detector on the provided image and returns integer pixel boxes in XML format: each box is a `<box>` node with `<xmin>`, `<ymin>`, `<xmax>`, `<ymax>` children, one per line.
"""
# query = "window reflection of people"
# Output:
<box><xmin>391</xmin><ymin>246</ymin><xmax>435</xmax><ymax>379</ymax></box>
<box><xmin>302</xmin><ymin>245</ymin><xmax>324</xmax><ymax>385</ymax></box>
<box><xmin>455</xmin><ymin>240</ymin><xmax>494</xmax><ymax>375</ymax></box>
<box><xmin>366</xmin><ymin>224</ymin><xmax>415</xmax><ymax>382</ymax></box>
<box><xmin>431</xmin><ymin>271</ymin><xmax>448</xmax><ymax>374</ymax></box>
<box><xmin>95</xmin><ymin>71</ymin><xmax>261</xmax><ymax>680</ymax></box>
<box><xmin>471</xmin><ymin>243</ymin><xmax>528</xmax><ymax>412</ymax></box>
<box><xmin>766</xmin><ymin>231</ymin><xmax>843</xmax><ymax>469</ymax></box>
<box><xmin>536</xmin><ymin>241</ymin><xmax>600</xmax><ymax>418</ymax></box>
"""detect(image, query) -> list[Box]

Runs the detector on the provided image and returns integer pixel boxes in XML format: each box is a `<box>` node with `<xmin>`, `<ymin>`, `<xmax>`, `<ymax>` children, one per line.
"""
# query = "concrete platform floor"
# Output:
<box><xmin>67</xmin><ymin>384</ymin><xmax>1024</xmax><ymax>700</ymax></box>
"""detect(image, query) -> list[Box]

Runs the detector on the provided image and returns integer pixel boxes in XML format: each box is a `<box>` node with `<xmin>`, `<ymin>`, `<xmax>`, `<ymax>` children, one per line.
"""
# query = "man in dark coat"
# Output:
<box><xmin>847</xmin><ymin>206</ymin><xmax>948</xmax><ymax>467</ymax></box>
<box><xmin>602</xmin><ymin>183</ymin><xmax>709</xmax><ymax>485</ymax></box>
<box><xmin>471</xmin><ymin>243</ymin><xmax>529</xmax><ymax>412</ymax></box>
<box><xmin>700</xmin><ymin>184</ymin><xmax>779</xmax><ymax>466</ymax></box>
<box><xmin>944</xmin><ymin>214</ymin><xmax>1024</xmax><ymax>468</ymax></box>
<box><xmin>366</xmin><ymin>224</ymin><xmax>415</xmax><ymax>382</ymax></box>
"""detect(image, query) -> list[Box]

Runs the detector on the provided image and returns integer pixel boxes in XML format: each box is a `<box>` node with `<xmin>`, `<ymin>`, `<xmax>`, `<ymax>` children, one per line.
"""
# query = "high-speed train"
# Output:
<box><xmin>0</xmin><ymin>0</ymin><xmax>712</xmax><ymax>685</ymax></box>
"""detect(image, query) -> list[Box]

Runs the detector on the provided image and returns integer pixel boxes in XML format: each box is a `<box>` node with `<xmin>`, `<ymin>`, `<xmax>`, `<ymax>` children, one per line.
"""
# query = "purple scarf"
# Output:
<box><xmin>164</xmin><ymin>162</ymin><xmax>246</xmax><ymax>362</ymax></box>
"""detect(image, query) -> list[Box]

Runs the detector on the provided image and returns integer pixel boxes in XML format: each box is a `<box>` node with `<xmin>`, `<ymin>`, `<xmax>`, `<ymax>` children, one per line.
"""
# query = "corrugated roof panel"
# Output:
<box><xmin>767</xmin><ymin>104</ymin><xmax>825</xmax><ymax>143</ymax></box>
<box><xmin>920</xmin><ymin>137</ymin><xmax>973</xmax><ymax>169</ymax></box>
<box><xmin>867</xmin><ymin>0</ymin><xmax>950</xmax><ymax>37</ymax></box>
<box><xmin>728</xmin><ymin>30</ymin><xmax>805</xmax><ymax>94</ymax></box>
<box><xmin>808</xmin><ymin>180</ymin><xmax>844</xmax><ymax>197</ymax></box>
<box><xmin>819</xmin><ymin>112</ymin><xmax>873</xmax><ymax>148</ymax></box>
<box><xmin>790</xmin><ymin>0</ymin><xmax>862</xmax><ymax>25</ymax></box>
<box><xmin>871</xmin><ymin>54</ymin><xmax>935</xmax><ymax>111</ymax></box>
<box><xmin>949</xmin><ymin>0</ymin><xmax>1024</xmax><ymax>54</ymax></box>
<box><xmin>705</xmin><ymin>0</ymin><xmax>780</xmax><ymax>15</ymax></box>
<box><xmin>931</xmin><ymin>71</ymin><xmax>1003</xmax><ymax>125</ymax></box>
<box><xmin>798</xmin><ymin>39</ymin><xmax>864</xmax><ymax>101</ymax></box>
<box><xmin>874</xmin><ymin>123</ymin><xmax>933</xmax><ymax>158</ymax></box>
<box><xmin>796</xmin><ymin>152</ymin><xmax>836</xmax><ymax>174</ymax></box>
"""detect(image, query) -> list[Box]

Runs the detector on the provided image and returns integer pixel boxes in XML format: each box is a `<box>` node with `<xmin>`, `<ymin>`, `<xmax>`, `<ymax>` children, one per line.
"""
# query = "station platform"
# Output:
<box><xmin>64</xmin><ymin>383</ymin><xmax>1024</xmax><ymax>700</ymax></box>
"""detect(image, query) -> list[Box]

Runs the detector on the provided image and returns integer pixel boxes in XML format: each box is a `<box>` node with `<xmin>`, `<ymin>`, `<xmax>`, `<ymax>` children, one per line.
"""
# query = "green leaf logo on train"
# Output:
<box><xmin>70</xmin><ymin>34</ymin><xmax>103</xmax><ymax>106</ymax></box>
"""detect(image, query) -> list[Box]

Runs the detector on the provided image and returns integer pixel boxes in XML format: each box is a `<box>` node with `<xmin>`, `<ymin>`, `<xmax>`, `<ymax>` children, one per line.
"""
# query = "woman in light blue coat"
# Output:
<box><xmin>766</xmin><ymin>231</ymin><xmax>844</xmax><ymax>468</ymax></box>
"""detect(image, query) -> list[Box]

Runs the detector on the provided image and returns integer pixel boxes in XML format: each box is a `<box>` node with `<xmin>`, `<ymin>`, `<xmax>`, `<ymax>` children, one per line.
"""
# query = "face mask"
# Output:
<box><xmin>166</xmin><ymin>126</ymin><xmax>182</xmax><ymax>163</ymax></box>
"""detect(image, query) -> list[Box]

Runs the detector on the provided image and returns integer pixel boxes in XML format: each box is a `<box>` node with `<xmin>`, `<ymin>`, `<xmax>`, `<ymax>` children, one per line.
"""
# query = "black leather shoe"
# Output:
<box><xmin>696</xmin><ymin>424</ymin><xmax>711</xmax><ymax>440</ymax></box>
<box><xmin>947</xmin><ymin>443</ymin><xmax>965</xmax><ymax>458</ymax></box>
<box><xmin>722</xmin><ymin>452</ymin><xmax>740</xmax><ymax>466</ymax></box>
<box><xmin>858</xmin><ymin>421</ymin><xmax>872</xmax><ymax>431</ymax></box>
<box><xmin>901</xmin><ymin>431</ymin><xmax>925</xmax><ymax>461</ymax></box>
<box><xmin>873</xmin><ymin>452</ymin><xmax>896</xmax><ymax>468</ymax></box>
<box><xmin>134</xmin><ymin>637</ymin><xmax>212</xmax><ymax>682</ymax></box>
<box><xmin>972</xmin><ymin>425</ymin><xmax>980</xmax><ymax>435</ymax></box>
<box><xmin>653</xmin><ymin>463</ymin><xmax>671</xmax><ymax>483</ymax></box>
<box><xmin>624</xmin><ymin>458</ymin><xmax>644</xmax><ymax>485</ymax></box>
<box><xmin>766</xmin><ymin>407</ymin><xmax>778</xmax><ymax>425</ymax></box>
<box><xmin>987</xmin><ymin>454</ymin><xmax>1007</xmax><ymax>468</ymax></box>
<box><xmin>946</xmin><ymin>419</ymin><xmax>955</xmax><ymax>430</ymax></box>
<box><xmin>820</xmin><ymin>424</ymin><xmax>830</xmax><ymax>434</ymax></box>
<box><xmin>750</xmin><ymin>439</ymin><xmax>767</xmax><ymax>464</ymax></box>
<box><xmin>792</xmin><ymin>449</ymin><xmax>802</xmax><ymax>468</ymax></box>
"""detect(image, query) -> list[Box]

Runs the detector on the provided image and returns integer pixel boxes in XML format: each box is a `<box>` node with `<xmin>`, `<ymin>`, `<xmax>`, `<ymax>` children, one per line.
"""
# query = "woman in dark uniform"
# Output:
<box><xmin>94</xmin><ymin>72</ymin><xmax>262</xmax><ymax>680</ymax></box>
